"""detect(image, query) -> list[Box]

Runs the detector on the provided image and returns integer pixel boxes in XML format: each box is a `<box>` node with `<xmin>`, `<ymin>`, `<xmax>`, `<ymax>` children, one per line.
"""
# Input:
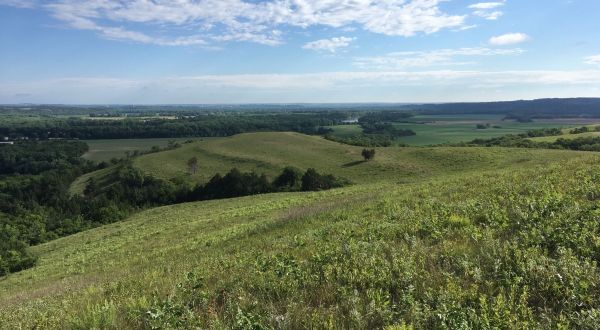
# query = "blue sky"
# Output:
<box><xmin>1</xmin><ymin>0</ymin><xmax>599</xmax><ymax>104</ymax></box>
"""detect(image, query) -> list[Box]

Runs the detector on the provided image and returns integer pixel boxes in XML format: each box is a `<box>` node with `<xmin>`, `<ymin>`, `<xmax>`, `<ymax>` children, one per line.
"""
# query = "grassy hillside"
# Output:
<box><xmin>1</xmin><ymin>151</ymin><xmax>599</xmax><ymax>328</ymax></box>
<box><xmin>133</xmin><ymin>132</ymin><xmax>579</xmax><ymax>185</ymax></box>
<box><xmin>2</xmin><ymin>133</ymin><xmax>599</xmax><ymax>328</ymax></box>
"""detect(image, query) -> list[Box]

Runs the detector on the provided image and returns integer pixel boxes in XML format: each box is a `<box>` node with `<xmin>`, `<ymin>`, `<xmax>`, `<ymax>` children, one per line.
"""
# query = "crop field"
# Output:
<box><xmin>1</xmin><ymin>139</ymin><xmax>599</xmax><ymax>328</ymax></box>
<box><xmin>327</xmin><ymin>115</ymin><xmax>592</xmax><ymax>146</ymax></box>
<box><xmin>82</xmin><ymin>138</ymin><xmax>194</xmax><ymax>162</ymax></box>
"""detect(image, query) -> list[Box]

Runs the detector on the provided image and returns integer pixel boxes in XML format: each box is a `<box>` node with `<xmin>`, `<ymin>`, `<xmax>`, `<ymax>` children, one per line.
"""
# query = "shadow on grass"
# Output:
<box><xmin>342</xmin><ymin>160</ymin><xmax>366</xmax><ymax>167</ymax></box>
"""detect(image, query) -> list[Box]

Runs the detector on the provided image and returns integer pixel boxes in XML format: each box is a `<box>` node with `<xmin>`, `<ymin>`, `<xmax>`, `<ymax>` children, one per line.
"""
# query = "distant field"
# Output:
<box><xmin>327</xmin><ymin>115</ymin><xmax>593</xmax><ymax>146</ymax></box>
<box><xmin>82</xmin><ymin>138</ymin><xmax>194</xmax><ymax>162</ymax></box>
<box><xmin>327</xmin><ymin>124</ymin><xmax>363</xmax><ymax>138</ymax></box>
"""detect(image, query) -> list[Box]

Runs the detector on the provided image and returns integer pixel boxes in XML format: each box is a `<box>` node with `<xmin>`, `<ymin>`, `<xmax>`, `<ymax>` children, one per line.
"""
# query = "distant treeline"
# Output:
<box><xmin>325</xmin><ymin>111</ymin><xmax>416</xmax><ymax>147</ymax></box>
<box><xmin>0</xmin><ymin>113</ymin><xmax>343</xmax><ymax>139</ymax></box>
<box><xmin>406</xmin><ymin>98</ymin><xmax>600</xmax><ymax>120</ymax></box>
<box><xmin>4</xmin><ymin>98</ymin><xmax>600</xmax><ymax>119</ymax></box>
<box><xmin>0</xmin><ymin>140</ymin><xmax>347</xmax><ymax>276</ymax></box>
<box><xmin>461</xmin><ymin>127</ymin><xmax>600</xmax><ymax>151</ymax></box>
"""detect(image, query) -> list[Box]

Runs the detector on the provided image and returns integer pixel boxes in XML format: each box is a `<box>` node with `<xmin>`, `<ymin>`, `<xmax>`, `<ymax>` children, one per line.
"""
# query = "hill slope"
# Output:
<box><xmin>6</xmin><ymin>133</ymin><xmax>600</xmax><ymax>329</ymax></box>
<box><xmin>133</xmin><ymin>132</ymin><xmax>581</xmax><ymax>184</ymax></box>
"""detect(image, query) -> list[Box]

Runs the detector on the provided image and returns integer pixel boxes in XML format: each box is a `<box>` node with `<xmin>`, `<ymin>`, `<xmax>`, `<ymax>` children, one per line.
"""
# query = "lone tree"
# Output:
<box><xmin>187</xmin><ymin>156</ymin><xmax>199</xmax><ymax>175</ymax></box>
<box><xmin>361</xmin><ymin>148</ymin><xmax>376</xmax><ymax>161</ymax></box>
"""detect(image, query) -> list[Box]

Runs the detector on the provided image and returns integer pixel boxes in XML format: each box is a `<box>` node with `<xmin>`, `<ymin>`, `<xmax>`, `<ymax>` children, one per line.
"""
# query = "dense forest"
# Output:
<box><xmin>0</xmin><ymin>113</ymin><xmax>342</xmax><ymax>140</ymax></box>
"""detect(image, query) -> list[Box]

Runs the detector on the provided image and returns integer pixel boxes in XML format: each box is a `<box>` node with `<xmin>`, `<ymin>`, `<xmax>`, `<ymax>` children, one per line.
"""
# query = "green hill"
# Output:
<box><xmin>133</xmin><ymin>132</ymin><xmax>579</xmax><ymax>184</ymax></box>
<box><xmin>72</xmin><ymin>132</ymin><xmax>576</xmax><ymax>194</ymax></box>
<box><xmin>5</xmin><ymin>133</ymin><xmax>600</xmax><ymax>329</ymax></box>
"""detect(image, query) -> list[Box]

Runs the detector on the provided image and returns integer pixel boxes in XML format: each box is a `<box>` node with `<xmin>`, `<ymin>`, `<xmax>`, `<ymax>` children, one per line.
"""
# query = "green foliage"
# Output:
<box><xmin>325</xmin><ymin>133</ymin><xmax>394</xmax><ymax>147</ymax></box>
<box><xmin>2</xmin><ymin>133</ymin><xmax>600</xmax><ymax>328</ymax></box>
<box><xmin>361</xmin><ymin>148</ymin><xmax>376</xmax><ymax>161</ymax></box>
<box><xmin>0</xmin><ymin>112</ymin><xmax>346</xmax><ymax>139</ymax></box>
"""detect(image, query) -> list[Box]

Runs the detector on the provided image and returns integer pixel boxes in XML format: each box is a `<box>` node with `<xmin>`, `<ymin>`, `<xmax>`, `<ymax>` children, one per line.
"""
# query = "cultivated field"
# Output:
<box><xmin>327</xmin><ymin>115</ymin><xmax>590</xmax><ymax>146</ymax></box>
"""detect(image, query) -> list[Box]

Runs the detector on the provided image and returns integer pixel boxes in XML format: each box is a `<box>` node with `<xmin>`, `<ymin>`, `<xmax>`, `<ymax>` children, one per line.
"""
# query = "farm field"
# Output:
<box><xmin>1</xmin><ymin>135</ymin><xmax>599</xmax><ymax>328</ymax></box>
<box><xmin>82</xmin><ymin>138</ymin><xmax>194</xmax><ymax>162</ymax></box>
<box><xmin>327</xmin><ymin>115</ymin><xmax>593</xmax><ymax>146</ymax></box>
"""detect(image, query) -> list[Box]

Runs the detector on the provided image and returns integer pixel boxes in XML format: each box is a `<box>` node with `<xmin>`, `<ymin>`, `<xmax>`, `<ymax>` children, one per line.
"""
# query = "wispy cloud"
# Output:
<box><xmin>489</xmin><ymin>33</ymin><xmax>530</xmax><ymax>46</ymax></box>
<box><xmin>584</xmin><ymin>55</ymin><xmax>600</xmax><ymax>66</ymax></box>
<box><xmin>303</xmin><ymin>37</ymin><xmax>355</xmax><ymax>53</ymax></box>
<box><xmin>3</xmin><ymin>0</ymin><xmax>467</xmax><ymax>47</ymax></box>
<box><xmin>354</xmin><ymin>47</ymin><xmax>524</xmax><ymax>69</ymax></box>
<box><xmin>469</xmin><ymin>1</ymin><xmax>505</xmax><ymax>20</ymax></box>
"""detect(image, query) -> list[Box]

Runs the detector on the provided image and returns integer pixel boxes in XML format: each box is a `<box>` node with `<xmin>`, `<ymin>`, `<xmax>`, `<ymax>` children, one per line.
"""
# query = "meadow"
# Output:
<box><xmin>2</xmin><ymin>132</ymin><xmax>600</xmax><ymax>328</ymax></box>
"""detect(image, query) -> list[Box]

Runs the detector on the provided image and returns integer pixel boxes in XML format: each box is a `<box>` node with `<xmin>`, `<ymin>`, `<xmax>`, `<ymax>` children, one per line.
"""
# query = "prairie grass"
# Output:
<box><xmin>3</xmin><ymin>132</ymin><xmax>600</xmax><ymax>328</ymax></box>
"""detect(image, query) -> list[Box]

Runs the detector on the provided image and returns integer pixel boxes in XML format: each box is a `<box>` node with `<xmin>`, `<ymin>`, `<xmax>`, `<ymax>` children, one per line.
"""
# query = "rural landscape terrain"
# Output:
<box><xmin>1</xmin><ymin>99</ymin><xmax>600</xmax><ymax>328</ymax></box>
<box><xmin>2</xmin><ymin>0</ymin><xmax>600</xmax><ymax>328</ymax></box>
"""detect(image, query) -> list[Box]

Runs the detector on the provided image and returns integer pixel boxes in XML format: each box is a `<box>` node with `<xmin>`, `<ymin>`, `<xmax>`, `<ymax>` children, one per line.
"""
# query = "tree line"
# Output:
<box><xmin>0</xmin><ymin>113</ymin><xmax>344</xmax><ymax>140</ymax></box>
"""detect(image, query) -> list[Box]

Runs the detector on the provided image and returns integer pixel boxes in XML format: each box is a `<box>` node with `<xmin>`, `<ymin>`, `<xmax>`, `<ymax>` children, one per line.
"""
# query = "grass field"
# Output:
<box><xmin>2</xmin><ymin>136</ymin><xmax>599</xmax><ymax>328</ymax></box>
<box><xmin>327</xmin><ymin>115</ymin><xmax>593</xmax><ymax>146</ymax></box>
<box><xmin>81</xmin><ymin>138</ymin><xmax>194</xmax><ymax>162</ymax></box>
<box><xmin>132</xmin><ymin>132</ymin><xmax>580</xmax><ymax>186</ymax></box>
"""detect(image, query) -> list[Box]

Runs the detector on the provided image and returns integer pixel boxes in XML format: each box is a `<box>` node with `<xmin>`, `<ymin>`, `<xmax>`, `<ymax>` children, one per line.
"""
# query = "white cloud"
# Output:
<box><xmin>473</xmin><ymin>10</ymin><xmax>503</xmax><ymax>20</ymax></box>
<box><xmin>468</xmin><ymin>2</ymin><xmax>505</xmax><ymax>10</ymax></box>
<box><xmin>4</xmin><ymin>0</ymin><xmax>467</xmax><ymax>47</ymax></box>
<box><xmin>489</xmin><ymin>33</ymin><xmax>530</xmax><ymax>46</ymax></box>
<box><xmin>584</xmin><ymin>55</ymin><xmax>600</xmax><ymax>66</ymax></box>
<box><xmin>303</xmin><ymin>37</ymin><xmax>355</xmax><ymax>53</ymax></box>
<box><xmin>469</xmin><ymin>1</ymin><xmax>505</xmax><ymax>20</ymax></box>
<box><xmin>354</xmin><ymin>47</ymin><xmax>523</xmax><ymax>69</ymax></box>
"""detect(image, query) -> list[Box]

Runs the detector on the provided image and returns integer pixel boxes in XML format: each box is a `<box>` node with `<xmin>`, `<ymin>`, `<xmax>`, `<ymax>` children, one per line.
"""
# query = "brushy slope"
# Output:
<box><xmin>1</xmin><ymin>137</ymin><xmax>599</xmax><ymax>328</ymax></box>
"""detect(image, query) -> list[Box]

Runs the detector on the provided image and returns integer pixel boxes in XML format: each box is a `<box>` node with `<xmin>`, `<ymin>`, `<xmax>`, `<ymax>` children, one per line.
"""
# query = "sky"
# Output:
<box><xmin>0</xmin><ymin>0</ymin><xmax>599</xmax><ymax>104</ymax></box>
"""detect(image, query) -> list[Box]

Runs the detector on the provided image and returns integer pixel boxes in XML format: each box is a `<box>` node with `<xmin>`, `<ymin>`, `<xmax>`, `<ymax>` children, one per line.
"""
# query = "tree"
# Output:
<box><xmin>301</xmin><ymin>168</ymin><xmax>323</xmax><ymax>191</ymax></box>
<box><xmin>273</xmin><ymin>166</ymin><xmax>302</xmax><ymax>190</ymax></box>
<box><xmin>361</xmin><ymin>148</ymin><xmax>376</xmax><ymax>161</ymax></box>
<box><xmin>187</xmin><ymin>157</ymin><xmax>199</xmax><ymax>175</ymax></box>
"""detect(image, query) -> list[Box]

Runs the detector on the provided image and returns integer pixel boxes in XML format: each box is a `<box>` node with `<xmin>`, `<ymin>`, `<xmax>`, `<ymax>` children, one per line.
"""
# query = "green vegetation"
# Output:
<box><xmin>529</xmin><ymin>125</ymin><xmax>600</xmax><ymax>143</ymax></box>
<box><xmin>0</xmin><ymin>112</ymin><xmax>342</xmax><ymax>140</ymax></box>
<box><xmin>3</xmin><ymin>99</ymin><xmax>600</xmax><ymax>328</ymax></box>
<box><xmin>326</xmin><ymin>114</ymin><xmax>587</xmax><ymax>146</ymax></box>
<box><xmin>82</xmin><ymin>138</ymin><xmax>192</xmax><ymax>162</ymax></box>
<box><xmin>0</xmin><ymin>140</ymin><xmax>598</xmax><ymax>328</ymax></box>
<box><xmin>132</xmin><ymin>132</ymin><xmax>577</xmax><ymax>186</ymax></box>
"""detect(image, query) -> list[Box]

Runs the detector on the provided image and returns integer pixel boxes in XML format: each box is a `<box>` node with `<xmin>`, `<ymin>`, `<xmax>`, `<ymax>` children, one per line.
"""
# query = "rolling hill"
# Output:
<box><xmin>6</xmin><ymin>132</ymin><xmax>600</xmax><ymax>329</ymax></box>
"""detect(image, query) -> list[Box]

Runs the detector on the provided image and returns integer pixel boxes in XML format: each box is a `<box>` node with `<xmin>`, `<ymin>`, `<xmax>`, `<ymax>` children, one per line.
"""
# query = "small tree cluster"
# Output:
<box><xmin>187</xmin><ymin>157</ymin><xmax>199</xmax><ymax>175</ymax></box>
<box><xmin>361</xmin><ymin>148</ymin><xmax>376</xmax><ymax>161</ymax></box>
